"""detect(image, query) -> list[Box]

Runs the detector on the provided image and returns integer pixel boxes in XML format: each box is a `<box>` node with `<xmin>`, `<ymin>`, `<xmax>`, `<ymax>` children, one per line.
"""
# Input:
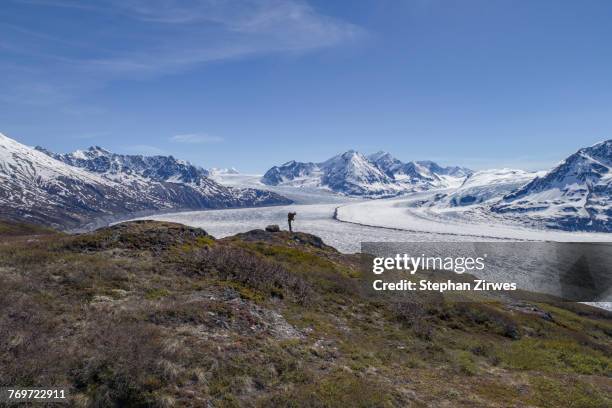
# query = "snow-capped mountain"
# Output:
<box><xmin>42</xmin><ymin>145</ymin><xmax>290</xmax><ymax>215</ymax></box>
<box><xmin>415</xmin><ymin>160</ymin><xmax>473</xmax><ymax>179</ymax></box>
<box><xmin>262</xmin><ymin>150</ymin><xmax>471</xmax><ymax>196</ymax></box>
<box><xmin>442</xmin><ymin>169</ymin><xmax>543</xmax><ymax>207</ymax></box>
<box><xmin>0</xmin><ymin>133</ymin><xmax>145</xmax><ymax>228</ymax></box>
<box><xmin>492</xmin><ymin>140</ymin><xmax>612</xmax><ymax>232</ymax></box>
<box><xmin>206</xmin><ymin>167</ymin><xmax>263</xmax><ymax>188</ymax></box>
<box><xmin>208</xmin><ymin>167</ymin><xmax>240</xmax><ymax>176</ymax></box>
<box><xmin>38</xmin><ymin>146</ymin><xmax>228</xmax><ymax>199</ymax></box>
<box><xmin>367</xmin><ymin>152</ymin><xmax>472</xmax><ymax>189</ymax></box>
<box><xmin>367</xmin><ymin>152</ymin><xmax>437</xmax><ymax>186</ymax></box>
<box><xmin>0</xmin><ymin>133</ymin><xmax>289</xmax><ymax>229</ymax></box>
<box><xmin>39</xmin><ymin>146</ymin><xmax>211</xmax><ymax>183</ymax></box>
<box><xmin>262</xmin><ymin>151</ymin><xmax>401</xmax><ymax>196</ymax></box>
<box><xmin>320</xmin><ymin>151</ymin><xmax>401</xmax><ymax>196</ymax></box>
<box><xmin>261</xmin><ymin>161</ymin><xmax>321</xmax><ymax>187</ymax></box>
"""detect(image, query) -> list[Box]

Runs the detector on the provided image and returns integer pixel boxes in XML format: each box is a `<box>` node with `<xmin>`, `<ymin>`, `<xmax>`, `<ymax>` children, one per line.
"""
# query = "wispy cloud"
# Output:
<box><xmin>170</xmin><ymin>133</ymin><xmax>224</xmax><ymax>144</ymax></box>
<box><xmin>4</xmin><ymin>0</ymin><xmax>365</xmax><ymax>105</ymax></box>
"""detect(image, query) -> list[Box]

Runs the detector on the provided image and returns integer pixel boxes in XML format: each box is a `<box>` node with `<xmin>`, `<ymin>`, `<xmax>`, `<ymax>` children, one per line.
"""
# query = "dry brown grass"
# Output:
<box><xmin>0</xmin><ymin>220</ymin><xmax>610</xmax><ymax>407</ymax></box>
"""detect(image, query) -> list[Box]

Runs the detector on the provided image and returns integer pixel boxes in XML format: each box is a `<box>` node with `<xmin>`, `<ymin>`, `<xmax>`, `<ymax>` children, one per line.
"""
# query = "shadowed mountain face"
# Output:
<box><xmin>40</xmin><ymin>146</ymin><xmax>211</xmax><ymax>184</ymax></box>
<box><xmin>261</xmin><ymin>150</ymin><xmax>472</xmax><ymax>197</ymax></box>
<box><xmin>492</xmin><ymin>140</ymin><xmax>612</xmax><ymax>232</ymax></box>
<box><xmin>0</xmin><ymin>133</ymin><xmax>290</xmax><ymax>230</ymax></box>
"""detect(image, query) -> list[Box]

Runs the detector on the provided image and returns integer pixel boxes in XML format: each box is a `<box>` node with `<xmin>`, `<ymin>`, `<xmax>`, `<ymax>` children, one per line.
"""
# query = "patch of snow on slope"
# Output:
<box><xmin>441</xmin><ymin>169</ymin><xmax>544</xmax><ymax>207</ymax></box>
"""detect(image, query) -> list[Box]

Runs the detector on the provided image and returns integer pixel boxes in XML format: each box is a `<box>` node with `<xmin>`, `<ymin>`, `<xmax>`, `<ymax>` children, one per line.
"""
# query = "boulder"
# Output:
<box><xmin>265</xmin><ymin>224</ymin><xmax>280</xmax><ymax>232</ymax></box>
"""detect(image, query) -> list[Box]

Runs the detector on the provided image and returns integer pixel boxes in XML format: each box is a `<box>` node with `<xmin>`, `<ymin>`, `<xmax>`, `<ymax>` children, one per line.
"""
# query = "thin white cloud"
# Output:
<box><xmin>4</xmin><ymin>0</ymin><xmax>365</xmax><ymax>104</ymax></box>
<box><xmin>170</xmin><ymin>133</ymin><xmax>224</xmax><ymax>144</ymax></box>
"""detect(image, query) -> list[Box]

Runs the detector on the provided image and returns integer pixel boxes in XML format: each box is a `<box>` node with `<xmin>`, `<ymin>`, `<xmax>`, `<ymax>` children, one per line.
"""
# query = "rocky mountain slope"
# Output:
<box><xmin>262</xmin><ymin>150</ymin><xmax>471</xmax><ymax>197</ymax></box>
<box><xmin>0</xmin><ymin>133</ymin><xmax>290</xmax><ymax>229</ymax></box>
<box><xmin>1</xmin><ymin>219</ymin><xmax>610</xmax><ymax>407</ymax></box>
<box><xmin>492</xmin><ymin>140</ymin><xmax>612</xmax><ymax>232</ymax></box>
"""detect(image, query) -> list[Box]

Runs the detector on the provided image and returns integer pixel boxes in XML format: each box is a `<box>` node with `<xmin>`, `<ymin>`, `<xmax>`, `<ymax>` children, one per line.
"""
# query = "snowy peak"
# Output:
<box><xmin>261</xmin><ymin>161</ymin><xmax>319</xmax><ymax>186</ymax></box>
<box><xmin>40</xmin><ymin>146</ymin><xmax>211</xmax><ymax>184</ymax></box>
<box><xmin>208</xmin><ymin>167</ymin><xmax>239</xmax><ymax>175</ymax></box>
<box><xmin>367</xmin><ymin>150</ymin><xmax>392</xmax><ymax>162</ymax></box>
<box><xmin>1</xmin><ymin>133</ymin><xmax>290</xmax><ymax>229</ymax></box>
<box><xmin>320</xmin><ymin>150</ymin><xmax>392</xmax><ymax>195</ymax></box>
<box><xmin>416</xmin><ymin>160</ymin><xmax>473</xmax><ymax>178</ymax></box>
<box><xmin>443</xmin><ymin>168</ymin><xmax>542</xmax><ymax>207</ymax></box>
<box><xmin>262</xmin><ymin>149</ymin><xmax>472</xmax><ymax>196</ymax></box>
<box><xmin>1</xmin><ymin>133</ymin><xmax>108</xmax><ymax>185</ymax></box>
<box><xmin>503</xmin><ymin>140</ymin><xmax>611</xmax><ymax>200</ymax></box>
<box><xmin>395</xmin><ymin>161</ymin><xmax>439</xmax><ymax>182</ymax></box>
<box><xmin>321</xmin><ymin>150</ymin><xmax>388</xmax><ymax>182</ymax></box>
<box><xmin>262</xmin><ymin>150</ymin><xmax>396</xmax><ymax>196</ymax></box>
<box><xmin>0</xmin><ymin>132</ymin><xmax>14</xmax><ymax>144</ymax></box>
<box><xmin>581</xmin><ymin>139</ymin><xmax>612</xmax><ymax>165</ymax></box>
<box><xmin>492</xmin><ymin>139</ymin><xmax>612</xmax><ymax>232</ymax></box>
<box><xmin>0</xmin><ymin>133</ymin><xmax>144</xmax><ymax>228</ymax></box>
<box><xmin>81</xmin><ymin>146</ymin><xmax>111</xmax><ymax>157</ymax></box>
<box><xmin>367</xmin><ymin>151</ymin><xmax>405</xmax><ymax>177</ymax></box>
<box><xmin>368</xmin><ymin>152</ymin><xmax>471</xmax><ymax>185</ymax></box>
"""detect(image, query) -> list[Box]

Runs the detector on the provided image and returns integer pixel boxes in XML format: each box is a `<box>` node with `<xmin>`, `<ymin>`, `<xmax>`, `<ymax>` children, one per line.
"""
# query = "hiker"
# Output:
<box><xmin>288</xmin><ymin>212</ymin><xmax>296</xmax><ymax>232</ymax></box>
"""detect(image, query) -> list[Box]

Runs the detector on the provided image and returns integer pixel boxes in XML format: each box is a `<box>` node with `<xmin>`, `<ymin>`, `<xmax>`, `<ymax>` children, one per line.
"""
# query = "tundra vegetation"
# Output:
<box><xmin>0</xmin><ymin>220</ymin><xmax>610</xmax><ymax>407</ymax></box>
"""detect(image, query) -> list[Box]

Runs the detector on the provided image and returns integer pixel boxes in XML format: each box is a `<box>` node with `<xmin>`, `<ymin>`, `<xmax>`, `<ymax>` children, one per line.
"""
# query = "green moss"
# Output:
<box><xmin>234</xmin><ymin>243</ymin><xmax>356</xmax><ymax>299</ymax></box>
<box><xmin>238</xmin><ymin>241</ymin><xmax>355</xmax><ymax>275</ymax></box>
<box><xmin>453</xmin><ymin>350</ymin><xmax>478</xmax><ymax>376</ymax></box>
<box><xmin>539</xmin><ymin>302</ymin><xmax>612</xmax><ymax>337</ymax></box>
<box><xmin>257</xmin><ymin>370</ymin><xmax>399</xmax><ymax>407</ymax></box>
<box><xmin>145</xmin><ymin>288</ymin><xmax>171</xmax><ymax>300</ymax></box>
<box><xmin>0</xmin><ymin>220</ymin><xmax>57</xmax><ymax>236</ymax></box>
<box><xmin>528</xmin><ymin>377</ymin><xmax>611</xmax><ymax>408</ymax></box>
<box><xmin>175</xmin><ymin>235</ymin><xmax>216</xmax><ymax>253</ymax></box>
<box><xmin>501</xmin><ymin>338</ymin><xmax>610</xmax><ymax>375</ymax></box>
<box><xmin>472</xmin><ymin>381</ymin><xmax>521</xmax><ymax>404</ymax></box>
<box><xmin>285</xmin><ymin>308</ymin><xmax>338</xmax><ymax>335</ymax></box>
<box><xmin>220</xmin><ymin>281</ymin><xmax>266</xmax><ymax>302</ymax></box>
<box><xmin>240</xmin><ymin>242</ymin><xmax>330</xmax><ymax>267</ymax></box>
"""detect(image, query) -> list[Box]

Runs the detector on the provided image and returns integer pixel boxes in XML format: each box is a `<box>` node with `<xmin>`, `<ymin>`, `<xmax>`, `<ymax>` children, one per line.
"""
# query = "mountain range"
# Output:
<box><xmin>0</xmin><ymin>133</ymin><xmax>290</xmax><ymax>230</ymax></box>
<box><xmin>1</xmin><ymin>132</ymin><xmax>610</xmax><ymax>233</ymax></box>
<box><xmin>262</xmin><ymin>150</ymin><xmax>473</xmax><ymax>197</ymax></box>
<box><xmin>262</xmin><ymin>140</ymin><xmax>612</xmax><ymax>232</ymax></box>
<box><xmin>492</xmin><ymin>140</ymin><xmax>612</xmax><ymax>232</ymax></box>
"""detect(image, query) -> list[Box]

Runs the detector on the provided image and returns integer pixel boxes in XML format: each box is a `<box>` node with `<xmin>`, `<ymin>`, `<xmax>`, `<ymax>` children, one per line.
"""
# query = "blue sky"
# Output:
<box><xmin>2</xmin><ymin>0</ymin><xmax>612</xmax><ymax>172</ymax></box>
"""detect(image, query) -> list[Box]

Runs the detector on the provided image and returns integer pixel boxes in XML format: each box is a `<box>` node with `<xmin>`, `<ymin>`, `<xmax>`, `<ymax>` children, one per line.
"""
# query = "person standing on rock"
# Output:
<box><xmin>288</xmin><ymin>212</ymin><xmax>296</xmax><ymax>232</ymax></box>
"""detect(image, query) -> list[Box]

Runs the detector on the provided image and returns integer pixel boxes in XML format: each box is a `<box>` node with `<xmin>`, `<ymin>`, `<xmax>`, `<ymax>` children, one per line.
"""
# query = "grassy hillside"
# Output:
<box><xmin>0</xmin><ymin>220</ymin><xmax>610</xmax><ymax>407</ymax></box>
